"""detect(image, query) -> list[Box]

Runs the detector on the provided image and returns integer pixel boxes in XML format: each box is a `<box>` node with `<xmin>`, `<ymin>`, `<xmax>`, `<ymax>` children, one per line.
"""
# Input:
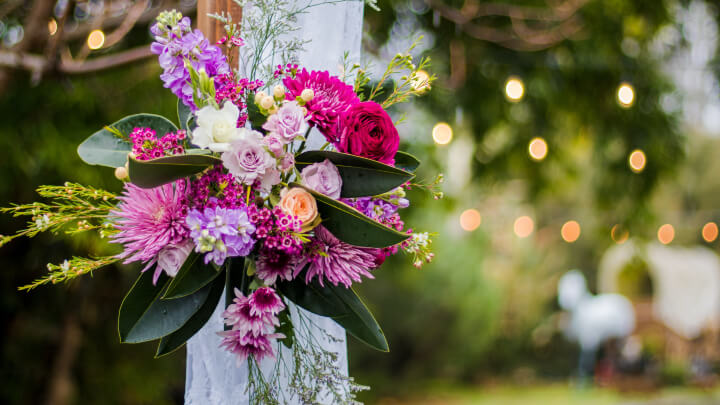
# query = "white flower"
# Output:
<box><xmin>192</xmin><ymin>102</ymin><xmax>242</xmax><ymax>152</ymax></box>
<box><xmin>221</xmin><ymin>129</ymin><xmax>281</xmax><ymax>192</ymax></box>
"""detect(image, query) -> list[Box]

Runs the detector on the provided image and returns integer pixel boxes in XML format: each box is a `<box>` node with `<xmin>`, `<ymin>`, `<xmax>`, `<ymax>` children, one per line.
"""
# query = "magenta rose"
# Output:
<box><xmin>336</xmin><ymin>101</ymin><xmax>399</xmax><ymax>165</ymax></box>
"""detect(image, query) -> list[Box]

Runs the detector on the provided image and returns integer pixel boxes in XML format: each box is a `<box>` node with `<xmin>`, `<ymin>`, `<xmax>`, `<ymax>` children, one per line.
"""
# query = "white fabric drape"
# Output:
<box><xmin>184</xmin><ymin>2</ymin><xmax>364</xmax><ymax>404</ymax></box>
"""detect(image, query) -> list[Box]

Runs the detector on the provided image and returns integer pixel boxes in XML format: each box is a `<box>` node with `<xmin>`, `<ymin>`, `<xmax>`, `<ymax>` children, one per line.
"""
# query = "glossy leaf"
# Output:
<box><xmin>78</xmin><ymin>114</ymin><xmax>178</xmax><ymax>168</ymax></box>
<box><xmin>118</xmin><ymin>270</ymin><xmax>215</xmax><ymax>343</ymax></box>
<box><xmin>277</xmin><ymin>309</ymin><xmax>295</xmax><ymax>349</ymax></box>
<box><xmin>162</xmin><ymin>253</ymin><xmax>224</xmax><ymax>299</ymax></box>
<box><xmin>279</xmin><ymin>276</ymin><xmax>388</xmax><ymax>352</ymax></box>
<box><xmin>295</xmin><ymin>150</ymin><xmax>415</xmax><ymax>197</ymax></box>
<box><xmin>177</xmin><ymin>100</ymin><xmax>192</xmax><ymax>131</ymax></box>
<box><xmin>155</xmin><ymin>274</ymin><xmax>225</xmax><ymax>357</ymax></box>
<box><xmin>290</xmin><ymin>183</ymin><xmax>409</xmax><ymax>248</ymax></box>
<box><xmin>128</xmin><ymin>154</ymin><xmax>221</xmax><ymax>188</ymax></box>
<box><xmin>393</xmin><ymin>151</ymin><xmax>421</xmax><ymax>172</ymax></box>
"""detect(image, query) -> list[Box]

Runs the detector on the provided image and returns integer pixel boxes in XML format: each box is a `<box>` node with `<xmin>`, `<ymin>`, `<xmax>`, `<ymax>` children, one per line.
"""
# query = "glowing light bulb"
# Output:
<box><xmin>611</xmin><ymin>224</ymin><xmax>629</xmax><ymax>244</ymax></box>
<box><xmin>432</xmin><ymin>122</ymin><xmax>453</xmax><ymax>145</ymax></box>
<box><xmin>657</xmin><ymin>224</ymin><xmax>675</xmax><ymax>245</ymax></box>
<box><xmin>528</xmin><ymin>137</ymin><xmax>548</xmax><ymax>161</ymax></box>
<box><xmin>628</xmin><ymin>149</ymin><xmax>646</xmax><ymax>173</ymax></box>
<box><xmin>702</xmin><ymin>222</ymin><xmax>718</xmax><ymax>243</ymax></box>
<box><xmin>87</xmin><ymin>29</ymin><xmax>105</xmax><ymax>50</ymax></box>
<box><xmin>514</xmin><ymin>216</ymin><xmax>534</xmax><ymax>238</ymax></box>
<box><xmin>505</xmin><ymin>77</ymin><xmax>525</xmax><ymax>102</ymax></box>
<box><xmin>561</xmin><ymin>220</ymin><xmax>581</xmax><ymax>243</ymax></box>
<box><xmin>459</xmin><ymin>209</ymin><xmax>482</xmax><ymax>232</ymax></box>
<box><xmin>617</xmin><ymin>83</ymin><xmax>635</xmax><ymax>107</ymax></box>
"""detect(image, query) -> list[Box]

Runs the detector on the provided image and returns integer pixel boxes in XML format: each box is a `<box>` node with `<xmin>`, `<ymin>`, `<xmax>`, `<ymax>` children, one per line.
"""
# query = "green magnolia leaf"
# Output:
<box><xmin>279</xmin><ymin>276</ymin><xmax>388</xmax><ymax>352</ymax></box>
<box><xmin>78</xmin><ymin>114</ymin><xmax>178</xmax><ymax>168</ymax></box>
<box><xmin>118</xmin><ymin>270</ymin><xmax>215</xmax><ymax>343</ymax></box>
<box><xmin>177</xmin><ymin>100</ymin><xmax>192</xmax><ymax>131</ymax></box>
<box><xmin>162</xmin><ymin>253</ymin><xmax>224</xmax><ymax>299</ymax></box>
<box><xmin>277</xmin><ymin>309</ymin><xmax>295</xmax><ymax>349</ymax></box>
<box><xmin>290</xmin><ymin>183</ymin><xmax>409</xmax><ymax>248</ymax></box>
<box><xmin>128</xmin><ymin>154</ymin><xmax>221</xmax><ymax>188</ymax></box>
<box><xmin>393</xmin><ymin>151</ymin><xmax>421</xmax><ymax>172</ymax></box>
<box><xmin>155</xmin><ymin>274</ymin><xmax>225</xmax><ymax>357</ymax></box>
<box><xmin>295</xmin><ymin>150</ymin><xmax>415</xmax><ymax>198</ymax></box>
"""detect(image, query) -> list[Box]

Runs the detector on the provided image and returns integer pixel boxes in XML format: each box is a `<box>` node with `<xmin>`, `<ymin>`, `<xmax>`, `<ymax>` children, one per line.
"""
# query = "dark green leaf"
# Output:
<box><xmin>155</xmin><ymin>274</ymin><xmax>225</xmax><ymax>357</ymax></box>
<box><xmin>277</xmin><ymin>309</ymin><xmax>295</xmax><ymax>349</ymax></box>
<box><xmin>177</xmin><ymin>100</ymin><xmax>192</xmax><ymax>131</ymax></box>
<box><xmin>246</xmin><ymin>93</ymin><xmax>267</xmax><ymax>130</ymax></box>
<box><xmin>162</xmin><ymin>253</ymin><xmax>224</xmax><ymax>299</ymax></box>
<box><xmin>295</xmin><ymin>150</ymin><xmax>415</xmax><ymax>197</ymax></box>
<box><xmin>118</xmin><ymin>270</ymin><xmax>215</xmax><ymax>343</ymax></box>
<box><xmin>128</xmin><ymin>154</ymin><xmax>221</xmax><ymax>188</ymax></box>
<box><xmin>393</xmin><ymin>151</ymin><xmax>421</xmax><ymax>172</ymax></box>
<box><xmin>279</xmin><ymin>276</ymin><xmax>388</xmax><ymax>352</ymax></box>
<box><xmin>291</xmin><ymin>183</ymin><xmax>409</xmax><ymax>248</ymax></box>
<box><xmin>78</xmin><ymin>114</ymin><xmax>178</xmax><ymax>168</ymax></box>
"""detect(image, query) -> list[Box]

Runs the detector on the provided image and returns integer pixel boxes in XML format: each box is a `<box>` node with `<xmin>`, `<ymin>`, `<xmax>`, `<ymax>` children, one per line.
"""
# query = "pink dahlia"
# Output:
<box><xmin>298</xmin><ymin>226</ymin><xmax>380</xmax><ymax>288</ymax></box>
<box><xmin>283</xmin><ymin>69</ymin><xmax>359</xmax><ymax>143</ymax></box>
<box><xmin>111</xmin><ymin>181</ymin><xmax>189</xmax><ymax>272</ymax></box>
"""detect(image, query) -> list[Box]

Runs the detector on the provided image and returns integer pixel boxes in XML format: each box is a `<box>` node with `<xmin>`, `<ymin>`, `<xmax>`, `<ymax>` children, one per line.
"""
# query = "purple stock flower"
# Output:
<box><xmin>185</xmin><ymin>206</ymin><xmax>256</xmax><ymax>265</ymax></box>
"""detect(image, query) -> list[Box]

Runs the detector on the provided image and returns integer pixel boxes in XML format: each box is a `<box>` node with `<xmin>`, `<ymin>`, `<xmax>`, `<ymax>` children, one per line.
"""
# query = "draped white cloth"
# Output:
<box><xmin>184</xmin><ymin>2</ymin><xmax>364</xmax><ymax>403</ymax></box>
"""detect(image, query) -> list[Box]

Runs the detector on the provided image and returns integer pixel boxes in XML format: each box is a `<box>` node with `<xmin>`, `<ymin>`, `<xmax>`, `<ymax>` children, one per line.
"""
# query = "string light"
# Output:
<box><xmin>528</xmin><ymin>137</ymin><xmax>548</xmax><ymax>161</ymax></box>
<box><xmin>657</xmin><ymin>224</ymin><xmax>675</xmax><ymax>245</ymax></box>
<box><xmin>628</xmin><ymin>149</ymin><xmax>646</xmax><ymax>173</ymax></box>
<box><xmin>459</xmin><ymin>209</ymin><xmax>482</xmax><ymax>232</ymax></box>
<box><xmin>432</xmin><ymin>122</ymin><xmax>453</xmax><ymax>145</ymax></box>
<box><xmin>611</xmin><ymin>224</ymin><xmax>629</xmax><ymax>244</ymax></box>
<box><xmin>617</xmin><ymin>82</ymin><xmax>635</xmax><ymax>107</ymax></box>
<box><xmin>514</xmin><ymin>216</ymin><xmax>534</xmax><ymax>238</ymax></box>
<box><xmin>561</xmin><ymin>220</ymin><xmax>581</xmax><ymax>243</ymax></box>
<box><xmin>505</xmin><ymin>77</ymin><xmax>525</xmax><ymax>102</ymax></box>
<box><xmin>703</xmin><ymin>222</ymin><xmax>718</xmax><ymax>243</ymax></box>
<box><xmin>48</xmin><ymin>18</ymin><xmax>58</xmax><ymax>36</ymax></box>
<box><xmin>87</xmin><ymin>29</ymin><xmax>105</xmax><ymax>50</ymax></box>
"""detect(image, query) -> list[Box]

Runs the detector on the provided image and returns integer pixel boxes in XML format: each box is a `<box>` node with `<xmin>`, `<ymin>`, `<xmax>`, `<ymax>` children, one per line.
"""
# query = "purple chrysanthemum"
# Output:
<box><xmin>186</xmin><ymin>206</ymin><xmax>256</xmax><ymax>265</ymax></box>
<box><xmin>111</xmin><ymin>181</ymin><xmax>189</xmax><ymax>270</ymax></box>
<box><xmin>298</xmin><ymin>226</ymin><xmax>379</xmax><ymax>288</ymax></box>
<box><xmin>255</xmin><ymin>248</ymin><xmax>299</xmax><ymax>285</ymax></box>
<box><xmin>283</xmin><ymin>69</ymin><xmax>359</xmax><ymax>143</ymax></box>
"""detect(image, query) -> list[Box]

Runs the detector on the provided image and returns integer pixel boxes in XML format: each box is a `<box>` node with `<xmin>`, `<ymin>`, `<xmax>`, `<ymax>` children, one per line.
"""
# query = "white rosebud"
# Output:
<box><xmin>300</xmin><ymin>88</ymin><xmax>314</xmax><ymax>102</ymax></box>
<box><xmin>260</xmin><ymin>95</ymin><xmax>275</xmax><ymax>110</ymax></box>
<box><xmin>114</xmin><ymin>166</ymin><xmax>128</xmax><ymax>181</ymax></box>
<box><xmin>273</xmin><ymin>85</ymin><xmax>285</xmax><ymax>99</ymax></box>
<box><xmin>254</xmin><ymin>91</ymin><xmax>267</xmax><ymax>104</ymax></box>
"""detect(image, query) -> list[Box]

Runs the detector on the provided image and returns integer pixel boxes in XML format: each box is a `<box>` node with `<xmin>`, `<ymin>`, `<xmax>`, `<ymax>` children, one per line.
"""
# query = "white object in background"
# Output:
<box><xmin>185</xmin><ymin>1</ymin><xmax>364</xmax><ymax>403</ymax></box>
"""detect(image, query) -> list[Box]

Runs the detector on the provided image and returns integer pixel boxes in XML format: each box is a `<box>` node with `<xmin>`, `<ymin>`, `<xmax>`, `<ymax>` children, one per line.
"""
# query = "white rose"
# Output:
<box><xmin>192</xmin><ymin>102</ymin><xmax>242</xmax><ymax>152</ymax></box>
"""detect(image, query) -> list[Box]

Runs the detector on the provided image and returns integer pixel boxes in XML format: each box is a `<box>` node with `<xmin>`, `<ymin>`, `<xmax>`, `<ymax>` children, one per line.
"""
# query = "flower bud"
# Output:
<box><xmin>254</xmin><ymin>91</ymin><xmax>267</xmax><ymax>105</ymax></box>
<box><xmin>300</xmin><ymin>88</ymin><xmax>314</xmax><ymax>102</ymax></box>
<box><xmin>114</xmin><ymin>166</ymin><xmax>128</xmax><ymax>181</ymax></box>
<box><xmin>273</xmin><ymin>85</ymin><xmax>285</xmax><ymax>100</ymax></box>
<box><xmin>260</xmin><ymin>95</ymin><xmax>274</xmax><ymax>110</ymax></box>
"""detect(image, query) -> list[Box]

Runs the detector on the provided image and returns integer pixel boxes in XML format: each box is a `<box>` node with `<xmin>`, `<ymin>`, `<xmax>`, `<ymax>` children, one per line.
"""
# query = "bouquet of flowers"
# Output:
<box><xmin>2</xmin><ymin>6</ymin><xmax>439</xmax><ymax>402</ymax></box>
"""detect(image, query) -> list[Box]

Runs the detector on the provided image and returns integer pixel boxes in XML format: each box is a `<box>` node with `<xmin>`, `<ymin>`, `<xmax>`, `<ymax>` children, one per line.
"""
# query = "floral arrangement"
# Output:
<box><xmin>2</xmin><ymin>6</ymin><xmax>439</xmax><ymax>403</ymax></box>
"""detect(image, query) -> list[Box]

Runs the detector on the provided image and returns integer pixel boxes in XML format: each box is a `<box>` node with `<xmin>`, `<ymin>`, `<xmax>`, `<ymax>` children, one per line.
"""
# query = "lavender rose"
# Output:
<box><xmin>154</xmin><ymin>239</ymin><xmax>194</xmax><ymax>283</ymax></box>
<box><xmin>301</xmin><ymin>159</ymin><xmax>342</xmax><ymax>199</ymax></box>
<box><xmin>222</xmin><ymin>129</ymin><xmax>280</xmax><ymax>191</ymax></box>
<box><xmin>336</xmin><ymin>101</ymin><xmax>399</xmax><ymax>165</ymax></box>
<box><xmin>262</xmin><ymin>101</ymin><xmax>308</xmax><ymax>143</ymax></box>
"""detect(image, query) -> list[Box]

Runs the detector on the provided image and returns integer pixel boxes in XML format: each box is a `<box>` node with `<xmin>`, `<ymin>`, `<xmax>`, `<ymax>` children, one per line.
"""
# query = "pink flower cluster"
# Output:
<box><xmin>273</xmin><ymin>63</ymin><xmax>299</xmax><ymax>79</ymax></box>
<box><xmin>219</xmin><ymin>287</ymin><xmax>286</xmax><ymax>364</ymax></box>
<box><xmin>129</xmin><ymin>127</ymin><xmax>186</xmax><ymax>160</ymax></box>
<box><xmin>185</xmin><ymin>166</ymin><xmax>251</xmax><ymax>210</ymax></box>
<box><xmin>248</xmin><ymin>205</ymin><xmax>303</xmax><ymax>254</ymax></box>
<box><xmin>214</xmin><ymin>74</ymin><xmax>263</xmax><ymax>127</ymax></box>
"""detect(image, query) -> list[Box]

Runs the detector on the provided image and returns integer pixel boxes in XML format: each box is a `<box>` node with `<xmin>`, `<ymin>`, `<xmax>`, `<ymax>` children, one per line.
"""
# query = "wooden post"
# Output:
<box><xmin>197</xmin><ymin>0</ymin><xmax>243</xmax><ymax>48</ymax></box>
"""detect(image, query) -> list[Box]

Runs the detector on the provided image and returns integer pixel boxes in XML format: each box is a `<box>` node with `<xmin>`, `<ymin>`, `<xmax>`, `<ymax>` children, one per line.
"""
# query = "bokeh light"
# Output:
<box><xmin>432</xmin><ymin>122</ymin><xmax>453</xmax><ymax>145</ymax></box>
<box><xmin>657</xmin><ymin>224</ymin><xmax>675</xmax><ymax>245</ymax></box>
<box><xmin>48</xmin><ymin>19</ymin><xmax>57</xmax><ymax>36</ymax></box>
<box><xmin>459</xmin><ymin>209</ymin><xmax>482</xmax><ymax>232</ymax></box>
<box><xmin>528</xmin><ymin>137</ymin><xmax>548</xmax><ymax>161</ymax></box>
<box><xmin>617</xmin><ymin>82</ymin><xmax>635</xmax><ymax>107</ymax></box>
<box><xmin>702</xmin><ymin>222</ymin><xmax>718</xmax><ymax>243</ymax></box>
<box><xmin>611</xmin><ymin>224</ymin><xmax>629</xmax><ymax>244</ymax></box>
<box><xmin>628</xmin><ymin>149</ymin><xmax>646</xmax><ymax>173</ymax></box>
<box><xmin>514</xmin><ymin>216</ymin><xmax>534</xmax><ymax>238</ymax></box>
<box><xmin>505</xmin><ymin>77</ymin><xmax>525</xmax><ymax>102</ymax></box>
<box><xmin>87</xmin><ymin>29</ymin><xmax>105</xmax><ymax>50</ymax></box>
<box><xmin>561</xmin><ymin>220</ymin><xmax>581</xmax><ymax>243</ymax></box>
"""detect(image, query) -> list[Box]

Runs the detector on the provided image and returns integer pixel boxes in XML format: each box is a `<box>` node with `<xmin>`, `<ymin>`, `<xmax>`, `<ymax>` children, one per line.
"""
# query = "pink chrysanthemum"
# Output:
<box><xmin>283</xmin><ymin>69</ymin><xmax>359</xmax><ymax>143</ymax></box>
<box><xmin>298</xmin><ymin>226</ymin><xmax>380</xmax><ymax>288</ymax></box>
<box><xmin>111</xmin><ymin>180</ymin><xmax>189</xmax><ymax>270</ymax></box>
<box><xmin>256</xmin><ymin>248</ymin><xmax>299</xmax><ymax>285</ymax></box>
<box><xmin>218</xmin><ymin>329</ymin><xmax>284</xmax><ymax>365</ymax></box>
<box><xmin>222</xmin><ymin>288</ymin><xmax>279</xmax><ymax>337</ymax></box>
<box><xmin>248</xmin><ymin>287</ymin><xmax>286</xmax><ymax>316</ymax></box>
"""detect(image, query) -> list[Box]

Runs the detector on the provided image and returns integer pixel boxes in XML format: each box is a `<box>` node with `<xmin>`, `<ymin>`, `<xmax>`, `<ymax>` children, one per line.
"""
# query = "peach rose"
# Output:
<box><xmin>279</xmin><ymin>187</ymin><xmax>319</xmax><ymax>229</ymax></box>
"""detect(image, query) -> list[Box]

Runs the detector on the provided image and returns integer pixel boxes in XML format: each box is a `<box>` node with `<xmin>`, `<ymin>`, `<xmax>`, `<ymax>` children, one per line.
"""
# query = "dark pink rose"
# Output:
<box><xmin>336</xmin><ymin>101</ymin><xmax>399</xmax><ymax>165</ymax></box>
